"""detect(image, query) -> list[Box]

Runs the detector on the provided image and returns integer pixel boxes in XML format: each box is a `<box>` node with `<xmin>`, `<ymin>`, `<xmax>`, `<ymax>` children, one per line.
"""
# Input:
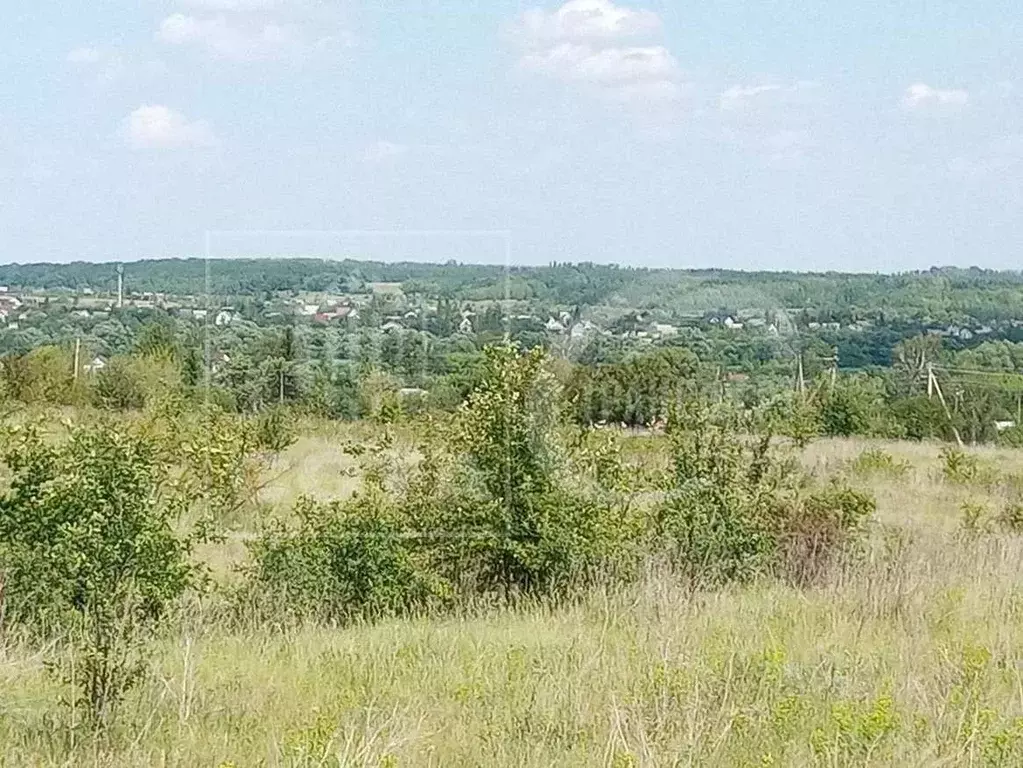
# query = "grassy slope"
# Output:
<box><xmin>4</xmin><ymin>437</ymin><xmax>1023</xmax><ymax>766</ymax></box>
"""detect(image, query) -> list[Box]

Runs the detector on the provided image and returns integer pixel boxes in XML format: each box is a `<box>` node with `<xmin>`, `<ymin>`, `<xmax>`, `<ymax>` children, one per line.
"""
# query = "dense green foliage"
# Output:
<box><xmin>5</xmin><ymin>258</ymin><xmax>1023</xmax><ymax>445</ymax></box>
<box><xmin>0</xmin><ymin>423</ymin><xmax>201</xmax><ymax>726</ymax></box>
<box><xmin>245</xmin><ymin>343</ymin><xmax>871</xmax><ymax>623</ymax></box>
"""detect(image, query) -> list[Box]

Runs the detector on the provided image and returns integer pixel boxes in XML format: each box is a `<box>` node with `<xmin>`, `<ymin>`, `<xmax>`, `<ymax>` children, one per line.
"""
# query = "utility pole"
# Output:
<box><xmin>73</xmin><ymin>337</ymin><xmax>81</xmax><ymax>382</ymax></box>
<box><xmin>796</xmin><ymin>354</ymin><xmax>806</xmax><ymax>398</ymax></box>
<box><xmin>116</xmin><ymin>264</ymin><xmax>124</xmax><ymax>309</ymax></box>
<box><xmin>928</xmin><ymin>364</ymin><xmax>964</xmax><ymax>447</ymax></box>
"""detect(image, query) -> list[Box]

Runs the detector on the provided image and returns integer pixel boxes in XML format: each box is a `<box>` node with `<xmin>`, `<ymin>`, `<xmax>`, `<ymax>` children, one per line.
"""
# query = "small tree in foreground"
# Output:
<box><xmin>659</xmin><ymin>401</ymin><xmax>873</xmax><ymax>585</ymax></box>
<box><xmin>444</xmin><ymin>343</ymin><xmax>638</xmax><ymax>596</ymax></box>
<box><xmin>0</xmin><ymin>422</ymin><xmax>207</xmax><ymax>728</ymax></box>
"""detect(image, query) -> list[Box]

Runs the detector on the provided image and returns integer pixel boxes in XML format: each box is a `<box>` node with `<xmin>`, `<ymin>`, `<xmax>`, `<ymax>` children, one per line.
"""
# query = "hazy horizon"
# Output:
<box><xmin>1</xmin><ymin>252</ymin><xmax>1020</xmax><ymax>279</ymax></box>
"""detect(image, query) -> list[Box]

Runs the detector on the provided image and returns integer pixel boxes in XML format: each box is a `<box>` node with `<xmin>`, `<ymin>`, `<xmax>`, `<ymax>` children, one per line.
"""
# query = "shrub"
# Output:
<box><xmin>889</xmin><ymin>396</ymin><xmax>948</xmax><ymax>441</ymax></box>
<box><xmin>244</xmin><ymin>492</ymin><xmax>447</xmax><ymax>624</ymax></box>
<box><xmin>92</xmin><ymin>355</ymin><xmax>148</xmax><ymax>410</ymax></box>
<box><xmin>780</xmin><ymin>482</ymin><xmax>875</xmax><ymax>585</ymax></box>
<box><xmin>657</xmin><ymin>403</ymin><xmax>787</xmax><ymax>583</ymax></box>
<box><xmin>443</xmin><ymin>343</ymin><xmax>639</xmax><ymax>596</ymax></box>
<box><xmin>0</xmin><ymin>421</ymin><xmax>208</xmax><ymax>727</ymax></box>
<box><xmin>178</xmin><ymin>405</ymin><xmax>277</xmax><ymax>524</ymax></box>
<box><xmin>850</xmin><ymin>448</ymin><xmax>911</xmax><ymax>479</ymax></box>
<box><xmin>93</xmin><ymin>354</ymin><xmax>184</xmax><ymax>411</ymax></box>
<box><xmin>998</xmin><ymin>502</ymin><xmax>1023</xmax><ymax>534</ymax></box>
<box><xmin>657</xmin><ymin>400</ymin><xmax>873</xmax><ymax>585</ymax></box>
<box><xmin>940</xmin><ymin>447</ymin><xmax>980</xmax><ymax>485</ymax></box>
<box><xmin>996</xmin><ymin>425</ymin><xmax>1023</xmax><ymax>449</ymax></box>
<box><xmin>2</xmin><ymin>345</ymin><xmax>80</xmax><ymax>405</ymax></box>
<box><xmin>759</xmin><ymin>392</ymin><xmax>821</xmax><ymax>448</ymax></box>
<box><xmin>253</xmin><ymin>404</ymin><xmax>297</xmax><ymax>454</ymax></box>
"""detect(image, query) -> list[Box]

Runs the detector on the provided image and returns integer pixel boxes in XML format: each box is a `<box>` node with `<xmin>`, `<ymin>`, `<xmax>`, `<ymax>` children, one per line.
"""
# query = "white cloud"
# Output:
<box><xmin>514</xmin><ymin>0</ymin><xmax>661</xmax><ymax>47</ymax></box>
<box><xmin>157</xmin><ymin>13</ymin><xmax>301</xmax><ymax>62</ymax></box>
<box><xmin>719</xmin><ymin>84</ymin><xmax>782</xmax><ymax>111</ymax></box>
<box><xmin>123</xmin><ymin>105</ymin><xmax>216</xmax><ymax>150</ymax></box>
<box><xmin>67</xmin><ymin>47</ymin><xmax>104</xmax><ymax>65</ymax></box>
<box><xmin>903</xmin><ymin>83</ymin><xmax>968</xmax><ymax>110</ymax></box>
<box><xmin>360</xmin><ymin>141</ymin><xmax>409</xmax><ymax>163</ymax></box>
<box><xmin>718</xmin><ymin>81</ymin><xmax>820</xmax><ymax>112</ymax></box>
<box><xmin>511</xmin><ymin>2</ymin><xmax>682</xmax><ymax>108</ymax></box>
<box><xmin>180</xmin><ymin>0</ymin><xmax>283</xmax><ymax>9</ymax></box>
<box><xmin>521</xmin><ymin>43</ymin><xmax>679</xmax><ymax>87</ymax></box>
<box><xmin>605</xmin><ymin>79</ymin><xmax>684</xmax><ymax>107</ymax></box>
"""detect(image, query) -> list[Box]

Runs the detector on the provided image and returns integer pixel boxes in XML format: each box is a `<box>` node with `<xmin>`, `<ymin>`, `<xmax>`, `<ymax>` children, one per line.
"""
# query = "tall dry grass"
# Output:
<box><xmin>4</xmin><ymin>436</ymin><xmax>1023</xmax><ymax>766</ymax></box>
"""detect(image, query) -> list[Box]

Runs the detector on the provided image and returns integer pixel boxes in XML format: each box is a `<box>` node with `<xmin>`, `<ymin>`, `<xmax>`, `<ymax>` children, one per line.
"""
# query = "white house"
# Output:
<box><xmin>214</xmin><ymin>309</ymin><xmax>233</xmax><ymax>326</ymax></box>
<box><xmin>458</xmin><ymin>316</ymin><xmax>473</xmax><ymax>334</ymax></box>
<box><xmin>84</xmin><ymin>356</ymin><xmax>106</xmax><ymax>374</ymax></box>
<box><xmin>545</xmin><ymin>317</ymin><xmax>566</xmax><ymax>333</ymax></box>
<box><xmin>570</xmin><ymin>320</ymin><xmax>599</xmax><ymax>340</ymax></box>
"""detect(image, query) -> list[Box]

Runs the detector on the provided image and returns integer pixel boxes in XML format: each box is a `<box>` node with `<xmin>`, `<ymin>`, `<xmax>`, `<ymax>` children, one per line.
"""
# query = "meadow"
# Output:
<box><xmin>4</xmin><ymin>427</ymin><xmax>1023</xmax><ymax>768</ymax></box>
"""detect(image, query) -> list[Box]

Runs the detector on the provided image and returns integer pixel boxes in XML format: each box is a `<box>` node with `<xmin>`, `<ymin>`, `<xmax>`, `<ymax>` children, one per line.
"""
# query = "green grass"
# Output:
<box><xmin>5</xmin><ymin>435</ymin><xmax>1023</xmax><ymax>766</ymax></box>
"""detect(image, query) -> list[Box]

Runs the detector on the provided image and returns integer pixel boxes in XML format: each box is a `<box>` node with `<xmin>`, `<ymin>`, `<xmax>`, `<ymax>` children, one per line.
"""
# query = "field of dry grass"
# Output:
<box><xmin>4</xmin><ymin>434</ymin><xmax>1023</xmax><ymax>766</ymax></box>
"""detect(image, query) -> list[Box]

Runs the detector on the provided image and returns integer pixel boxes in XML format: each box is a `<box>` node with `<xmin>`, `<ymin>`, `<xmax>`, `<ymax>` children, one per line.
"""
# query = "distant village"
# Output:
<box><xmin>0</xmin><ymin>267</ymin><xmax>1017</xmax><ymax>377</ymax></box>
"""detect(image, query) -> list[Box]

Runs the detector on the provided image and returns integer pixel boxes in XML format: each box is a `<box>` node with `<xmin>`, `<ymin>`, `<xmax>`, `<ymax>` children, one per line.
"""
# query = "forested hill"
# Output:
<box><xmin>3</xmin><ymin>259</ymin><xmax>1023</xmax><ymax>323</ymax></box>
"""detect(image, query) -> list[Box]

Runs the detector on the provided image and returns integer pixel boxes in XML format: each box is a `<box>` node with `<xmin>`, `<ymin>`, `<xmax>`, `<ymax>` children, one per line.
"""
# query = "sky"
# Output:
<box><xmin>1</xmin><ymin>0</ymin><xmax>1021</xmax><ymax>271</ymax></box>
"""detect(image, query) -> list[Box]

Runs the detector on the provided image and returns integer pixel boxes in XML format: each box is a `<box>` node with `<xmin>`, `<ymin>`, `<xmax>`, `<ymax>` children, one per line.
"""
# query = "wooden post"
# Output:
<box><xmin>931</xmin><ymin>374</ymin><xmax>964</xmax><ymax>447</ymax></box>
<box><xmin>797</xmin><ymin>355</ymin><xmax>805</xmax><ymax>398</ymax></box>
<box><xmin>73</xmin><ymin>337</ymin><xmax>81</xmax><ymax>382</ymax></box>
<box><xmin>927</xmin><ymin>362</ymin><xmax>934</xmax><ymax>399</ymax></box>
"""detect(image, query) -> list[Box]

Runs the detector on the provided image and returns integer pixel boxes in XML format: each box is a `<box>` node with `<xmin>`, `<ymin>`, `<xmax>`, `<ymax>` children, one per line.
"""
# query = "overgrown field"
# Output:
<box><xmin>2</xmin><ymin>434</ymin><xmax>1022</xmax><ymax>766</ymax></box>
<box><xmin>3</xmin><ymin>348</ymin><xmax>1023</xmax><ymax>766</ymax></box>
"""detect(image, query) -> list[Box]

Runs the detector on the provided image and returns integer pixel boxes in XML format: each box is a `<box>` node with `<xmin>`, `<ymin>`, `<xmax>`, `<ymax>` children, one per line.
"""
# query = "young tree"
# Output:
<box><xmin>0</xmin><ymin>422</ymin><xmax>208</xmax><ymax>727</ymax></box>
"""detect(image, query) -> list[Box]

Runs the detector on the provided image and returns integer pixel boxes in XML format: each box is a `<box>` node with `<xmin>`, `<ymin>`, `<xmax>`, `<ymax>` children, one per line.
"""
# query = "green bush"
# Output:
<box><xmin>93</xmin><ymin>355</ymin><xmax>147</xmax><ymax>410</ymax></box>
<box><xmin>759</xmin><ymin>392</ymin><xmax>821</xmax><ymax>448</ymax></box>
<box><xmin>940</xmin><ymin>447</ymin><xmax>981</xmax><ymax>485</ymax></box>
<box><xmin>850</xmin><ymin>448</ymin><xmax>911</xmax><ymax>479</ymax></box>
<box><xmin>996</xmin><ymin>425</ymin><xmax>1023</xmax><ymax>449</ymax></box>
<box><xmin>442</xmin><ymin>344</ymin><xmax>640</xmax><ymax>596</ymax></box>
<box><xmin>889</xmin><ymin>396</ymin><xmax>952</xmax><ymax>441</ymax></box>
<box><xmin>657</xmin><ymin>403</ymin><xmax>786</xmax><ymax>583</ymax></box>
<box><xmin>253</xmin><ymin>405</ymin><xmax>297</xmax><ymax>454</ymax></box>
<box><xmin>781</xmin><ymin>482</ymin><xmax>875</xmax><ymax>585</ymax></box>
<box><xmin>657</xmin><ymin>400</ymin><xmax>873</xmax><ymax>585</ymax></box>
<box><xmin>244</xmin><ymin>492</ymin><xmax>446</xmax><ymax>624</ymax></box>
<box><xmin>93</xmin><ymin>354</ymin><xmax>184</xmax><ymax>411</ymax></box>
<box><xmin>243</xmin><ymin>343</ymin><xmax>645</xmax><ymax>615</ymax></box>
<box><xmin>0</xmin><ymin>421</ymin><xmax>208</xmax><ymax>727</ymax></box>
<box><xmin>1</xmin><ymin>345</ymin><xmax>81</xmax><ymax>405</ymax></box>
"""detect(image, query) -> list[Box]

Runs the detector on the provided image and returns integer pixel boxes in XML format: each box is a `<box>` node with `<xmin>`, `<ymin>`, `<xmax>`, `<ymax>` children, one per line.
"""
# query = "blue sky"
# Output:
<box><xmin>1</xmin><ymin>0</ymin><xmax>1020</xmax><ymax>271</ymax></box>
